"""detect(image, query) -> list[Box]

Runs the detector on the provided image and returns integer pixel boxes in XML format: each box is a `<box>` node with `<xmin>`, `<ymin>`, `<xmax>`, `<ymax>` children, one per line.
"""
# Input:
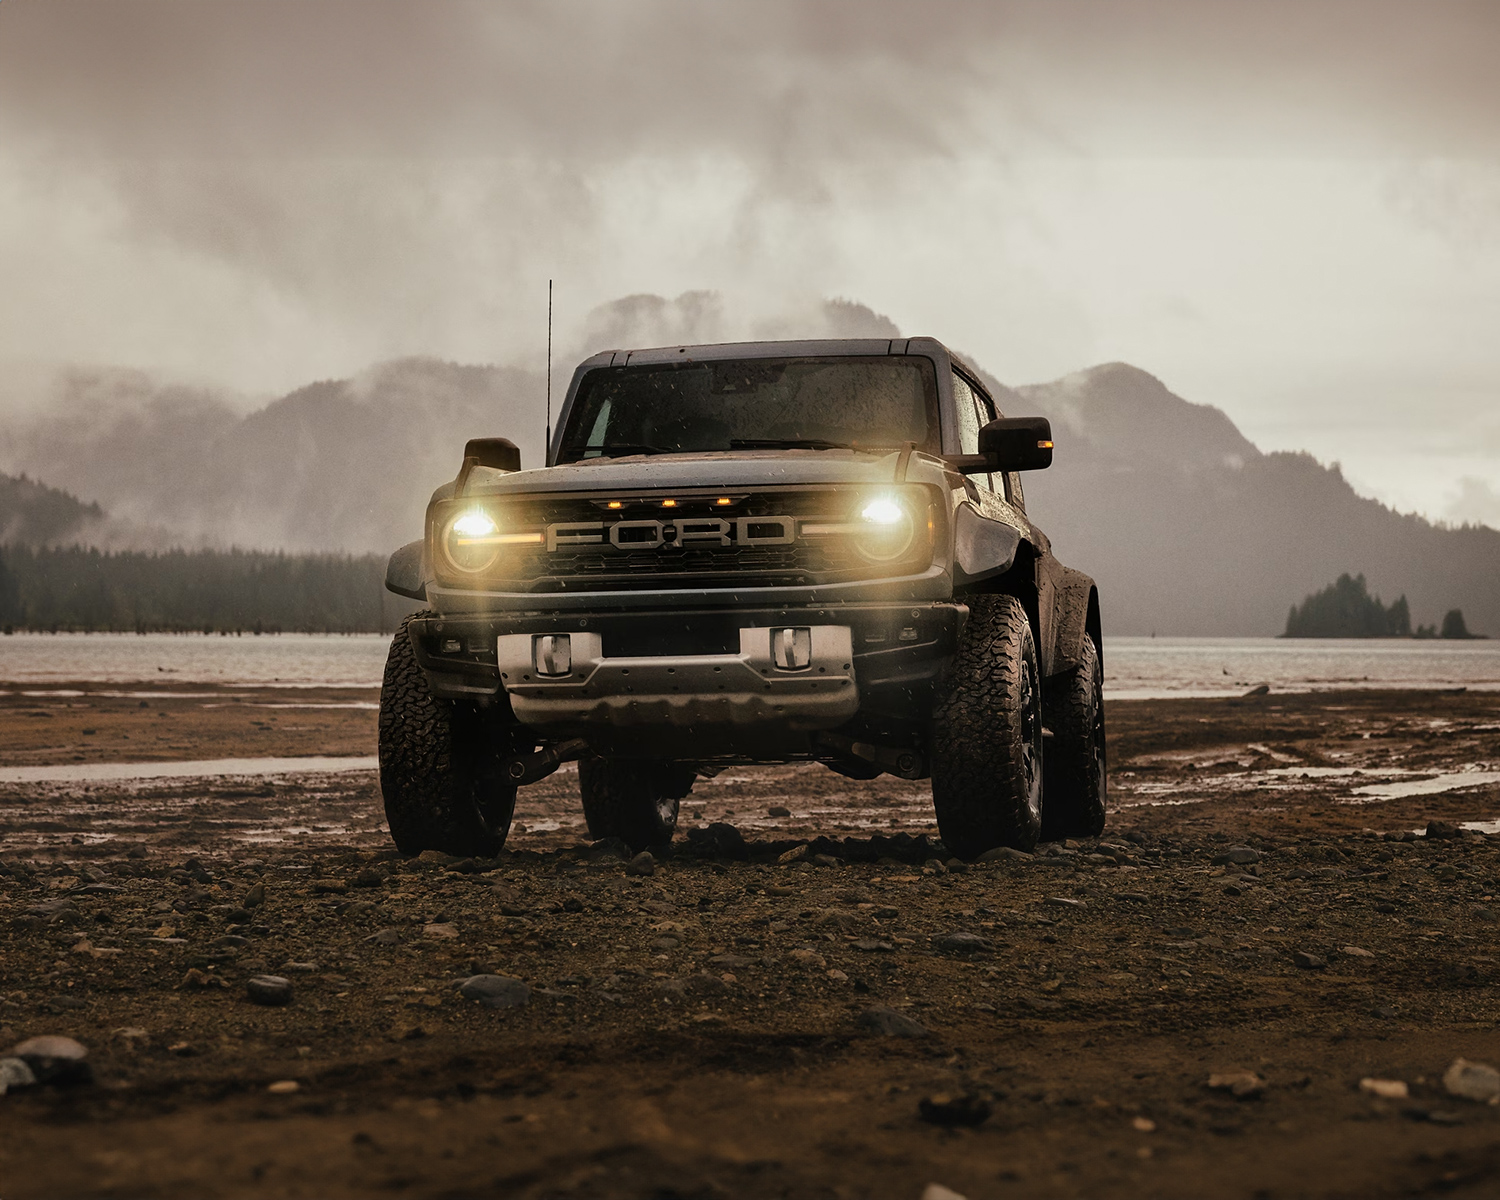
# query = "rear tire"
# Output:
<box><xmin>378</xmin><ymin>611</ymin><xmax>517</xmax><ymax>857</ymax></box>
<box><xmin>578</xmin><ymin>758</ymin><xmax>695</xmax><ymax>852</ymax></box>
<box><xmin>1041</xmin><ymin>634</ymin><xmax>1107</xmax><ymax>840</ymax></box>
<box><xmin>931</xmin><ymin>594</ymin><xmax>1044</xmax><ymax>858</ymax></box>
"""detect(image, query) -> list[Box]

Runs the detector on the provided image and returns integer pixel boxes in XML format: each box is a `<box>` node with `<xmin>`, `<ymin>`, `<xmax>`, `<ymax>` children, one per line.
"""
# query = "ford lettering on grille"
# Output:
<box><xmin>547</xmin><ymin>517</ymin><xmax>797</xmax><ymax>552</ymax></box>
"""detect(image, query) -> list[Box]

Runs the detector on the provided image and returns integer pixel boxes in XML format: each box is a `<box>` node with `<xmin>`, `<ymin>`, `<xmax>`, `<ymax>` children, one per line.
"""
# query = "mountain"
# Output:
<box><xmin>0</xmin><ymin>471</ymin><xmax>106</xmax><ymax>545</ymax></box>
<box><xmin>1016</xmin><ymin>363</ymin><xmax>1500</xmax><ymax>636</ymax></box>
<box><xmin>0</xmin><ymin>296</ymin><xmax>903</xmax><ymax>555</ymax></box>
<box><xmin>0</xmin><ymin>359</ymin><xmax>545</xmax><ymax>554</ymax></box>
<box><xmin>2</xmin><ymin>304</ymin><xmax>1494</xmax><ymax>636</ymax></box>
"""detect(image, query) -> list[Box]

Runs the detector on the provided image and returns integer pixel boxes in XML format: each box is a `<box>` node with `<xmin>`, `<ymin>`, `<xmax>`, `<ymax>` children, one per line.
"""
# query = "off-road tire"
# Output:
<box><xmin>931</xmin><ymin>593</ymin><xmax>1044</xmax><ymax>858</ymax></box>
<box><xmin>578</xmin><ymin>758</ymin><xmax>695</xmax><ymax>852</ymax></box>
<box><xmin>1041</xmin><ymin>634</ymin><xmax>1107</xmax><ymax>840</ymax></box>
<box><xmin>379</xmin><ymin>610</ymin><xmax>517</xmax><ymax>857</ymax></box>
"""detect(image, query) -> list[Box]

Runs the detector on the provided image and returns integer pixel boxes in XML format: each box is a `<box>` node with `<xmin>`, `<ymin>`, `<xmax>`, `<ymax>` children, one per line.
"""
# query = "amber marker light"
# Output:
<box><xmin>715</xmin><ymin>497</ymin><xmax>732</xmax><ymax>506</ymax></box>
<box><xmin>1038</xmin><ymin>440</ymin><xmax>1054</xmax><ymax>449</ymax></box>
<box><xmin>607</xmin><ymin>501</ymin><xmax>623</xmax><ymax>509</ymax></box>
<box><xmin>661</xmin><ymin>499</ymin><xmax>677</xmax><ymax>508</ymax></box>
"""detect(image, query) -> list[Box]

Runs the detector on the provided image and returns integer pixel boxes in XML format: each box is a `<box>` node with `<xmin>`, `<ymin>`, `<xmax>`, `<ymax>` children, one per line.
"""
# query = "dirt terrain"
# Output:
<box><xmin>3</xmin><ymin>682</ymin><xmax>1500</xmax><ymax>1199</ymax></box>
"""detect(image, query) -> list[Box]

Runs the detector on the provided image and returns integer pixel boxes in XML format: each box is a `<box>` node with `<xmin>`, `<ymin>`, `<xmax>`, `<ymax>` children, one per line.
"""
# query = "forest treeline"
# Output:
<box><xmin>0</xmin><ymin>545</ymin><xmax>390</xmax><ymax>633</ymax></box>
<box><xmin>1284</xmin><ymin>573</ymin><xmax>1479</xmax><ymax>639</ymax></box>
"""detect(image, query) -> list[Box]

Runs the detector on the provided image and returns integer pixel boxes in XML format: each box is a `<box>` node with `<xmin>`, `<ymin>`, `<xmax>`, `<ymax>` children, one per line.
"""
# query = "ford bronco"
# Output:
<box><xmin>380</xmin><ymin>337</ymin><xmax>1105</xmax><ymax>859</ymax></box>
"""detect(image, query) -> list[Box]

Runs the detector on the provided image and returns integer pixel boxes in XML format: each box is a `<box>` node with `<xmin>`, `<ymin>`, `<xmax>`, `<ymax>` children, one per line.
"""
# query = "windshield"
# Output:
<box><xmin>558</xmin><ymin>356</ymin><xmax>939</xmax><ymax>461</ymax></box>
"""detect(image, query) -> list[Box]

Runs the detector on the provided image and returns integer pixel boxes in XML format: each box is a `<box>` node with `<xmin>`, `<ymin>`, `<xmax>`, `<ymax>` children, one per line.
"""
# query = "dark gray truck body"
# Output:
<box><xmin>386</xmin><ymin>336</ymin><xmax>1100</xmax><ymax>777</ymax></box>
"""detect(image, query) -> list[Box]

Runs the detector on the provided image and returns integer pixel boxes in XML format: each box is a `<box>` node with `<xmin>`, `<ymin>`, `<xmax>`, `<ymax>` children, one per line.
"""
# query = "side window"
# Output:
<box><xmin>952</xmin><ymin>373</ymin><xmax>980</xmax><ymax>454</ymax></box>
<box><xmin>954</xmin><ymin>372</ymin><xmax>1001</xmax><ymax>494</ymax></box>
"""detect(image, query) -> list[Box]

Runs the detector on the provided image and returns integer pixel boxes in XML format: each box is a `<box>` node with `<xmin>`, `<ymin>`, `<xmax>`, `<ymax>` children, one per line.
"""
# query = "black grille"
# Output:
<box><xmin>473</xmin><ymin>488</ymin><xmax>928</xmax><ymax>592</ymax></box>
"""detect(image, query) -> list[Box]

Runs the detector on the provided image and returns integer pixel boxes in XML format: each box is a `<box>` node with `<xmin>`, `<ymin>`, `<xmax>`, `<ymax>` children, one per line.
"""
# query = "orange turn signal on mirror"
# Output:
<box><xmin>1038</xmin><ymin>440</ymin><xmax>1054</xmax><ymax>449</ymax></box>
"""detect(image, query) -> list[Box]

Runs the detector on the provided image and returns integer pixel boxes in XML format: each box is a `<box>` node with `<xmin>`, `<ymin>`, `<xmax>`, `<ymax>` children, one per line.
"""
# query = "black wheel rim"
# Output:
<box><xmin>1020</xmin><ymin>655</ymin><xmax>1042</xmax><ymax>821</ymax></box>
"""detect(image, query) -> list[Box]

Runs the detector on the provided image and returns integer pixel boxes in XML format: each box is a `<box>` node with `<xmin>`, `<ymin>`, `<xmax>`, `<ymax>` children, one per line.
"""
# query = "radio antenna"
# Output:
<box><xmin>545</xmin><ymin>279</ymin><xmax>553</xmax><ymax>465</ymax></box>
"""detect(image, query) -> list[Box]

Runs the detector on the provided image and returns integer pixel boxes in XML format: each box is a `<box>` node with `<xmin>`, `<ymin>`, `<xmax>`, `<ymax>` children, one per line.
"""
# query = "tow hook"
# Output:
<box><xmin>816</xmin><ymin>733</ymin><xmax>925</xmax><ymax>780</ymax></box>
<box><xmin>505</xmin><ymin>738</ymin><xmax>590</xmax><ymax>786</ymax></box>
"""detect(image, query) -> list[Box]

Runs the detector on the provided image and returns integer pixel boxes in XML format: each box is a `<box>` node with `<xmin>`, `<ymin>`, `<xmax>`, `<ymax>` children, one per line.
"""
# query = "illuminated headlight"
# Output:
<box><xmin>860</xmin><ymin>498</ymin><xmax>905</xmax><ymax>526</ymax></box>
<box><xmin>444</xmin><ymin>510</ymin><xmax>502</xmax><ymax>573</ymax></box>
<box><xmin>854</xmin><ymin>493</ymin><xmax>915</xmax><ymax>562</ymax></box>
<box><xmin>438</xmin><ymin>505</ymin><xmax>546</xmax><ymax>576</ymax></box>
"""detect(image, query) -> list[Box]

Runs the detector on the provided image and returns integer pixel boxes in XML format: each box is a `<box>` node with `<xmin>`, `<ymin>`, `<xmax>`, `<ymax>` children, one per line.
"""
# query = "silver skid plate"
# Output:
<box><xmin>495</xmin><ymin>626</ymin><xmax>858</xmax><ymax>737</ymax></box>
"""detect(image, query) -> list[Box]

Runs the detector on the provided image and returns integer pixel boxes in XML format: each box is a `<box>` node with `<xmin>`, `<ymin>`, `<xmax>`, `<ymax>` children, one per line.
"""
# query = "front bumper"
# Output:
<box><xmin>408</xmin><ymin>603</ymin><xmax>964</xmax><ymax>758</ymax></box>
<box><xmin>498</xmin><ymin>625</ymin><xmax>857</xmax><ymax>755</ymax></box>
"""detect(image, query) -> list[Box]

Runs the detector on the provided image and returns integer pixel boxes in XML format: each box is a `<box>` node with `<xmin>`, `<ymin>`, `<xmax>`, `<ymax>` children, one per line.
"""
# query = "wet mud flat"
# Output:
<box><xmin>1</xmin><ymin>687</ymin><xmax>1500</xmax><ymax>1198</ymax></box>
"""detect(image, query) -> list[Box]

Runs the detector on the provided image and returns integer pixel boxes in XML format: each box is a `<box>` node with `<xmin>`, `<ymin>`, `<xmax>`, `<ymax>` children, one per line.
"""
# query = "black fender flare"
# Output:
<box><xmin>385</xmin><ymin>540</ymin><xmax>428</xmax><ymax>601</ymax></box>
<box><xmin>1049</xmin><ymin>567</ymin><xmax>1101</xmax><ymax>677</ymax></box>
<box><xmin>951</xmin><ymin>503</ymin><xmax>1022</xmax><ymax>587</ymax></box>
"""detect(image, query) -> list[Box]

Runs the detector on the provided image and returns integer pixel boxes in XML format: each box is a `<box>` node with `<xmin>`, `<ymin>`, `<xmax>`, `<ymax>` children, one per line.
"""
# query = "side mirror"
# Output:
<box><xmin>464</xmin><ymin>437</ymin><xmax>522</xmax><ymax>472</ymax></box>
<box><xmin>979</xmin><ymin>417</ymin><xmax>1052</xmax><ymax>472</ymax></box>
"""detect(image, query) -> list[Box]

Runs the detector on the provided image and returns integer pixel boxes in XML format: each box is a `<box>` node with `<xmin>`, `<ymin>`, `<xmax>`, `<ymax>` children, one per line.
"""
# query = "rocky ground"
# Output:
<box><xmin>2</xmin><ymin>683</ymin><xmax>1500</xmax><ymax>1198</ymax></box>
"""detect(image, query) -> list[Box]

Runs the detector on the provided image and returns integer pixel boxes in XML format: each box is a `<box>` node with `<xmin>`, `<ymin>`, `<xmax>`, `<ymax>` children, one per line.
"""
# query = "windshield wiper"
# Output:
<box><xmin>572</xmin><ymin>442</ymin><xmax>671</xmax><ymax>457</ymax></box>
<box><xmin>729</xmin><ymin>437</ymin><xmax>884</xmax><ymax>451</ymax></box>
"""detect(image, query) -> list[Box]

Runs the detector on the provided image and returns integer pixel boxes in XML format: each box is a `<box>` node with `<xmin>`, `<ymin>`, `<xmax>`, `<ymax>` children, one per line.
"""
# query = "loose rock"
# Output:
<box><xmin>0</xmin><ymin>1057</ymin><xmax>37</xmax><ymax>1095</ymax></box>
<box><xmin>457</xmin><ymin>974</ymin><xmax>531</xmax><ymax>1009</ymax></box>
<box><xmin>1443</xmin><ymin>1058</ymin><xmax>1500</xmax><ymax>1104</ymax></box>
<box><xmin>935</xmin><ymin>932</ymin><xmax>989</xmax><ymax>952</ymax></box>
<box><xmin>10</xmin><ymin>1035</ymin><xmax>91</xmax><ymax>1085</ymax></box>
<box><xmin>1360</xmin><ymin>1077</ymin><xmax>1409</xmax><ymax>1099</ymax></box>
<box><xmin>857</xmin><ymin>1006</ymin><xmax>930</xmax><ymax>1038</ymax></box>
<box><xmin>1293</xmin><ymin>951</ymin><xmax>1326</xmax><ymax>970</ymax></box>
<box><xmin>1207</xmin><ymin>1071</ymin><xmax>1263</xmax><ymax>1098</ymax></box>
<box><xmin>625</xmin><ymin>851</ymin><xmax>655</xmax><ymax>877</ymax></box>
<box><xmin>246</xmin><ymin>975</ymin><xmax>294</xmax><ymax>1006</ymax></box>
<box><xmin>976</xmin><ymin>846</ymin><xmax>1032</xmax><ymax>863</ymax></box>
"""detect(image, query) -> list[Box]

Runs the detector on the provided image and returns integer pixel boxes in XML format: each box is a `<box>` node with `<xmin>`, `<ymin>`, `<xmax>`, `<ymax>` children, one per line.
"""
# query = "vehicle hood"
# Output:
<box><xmin>465</xmin><ymin>449</ymin><xmax>950</xmax><ymax>495</ymax></box>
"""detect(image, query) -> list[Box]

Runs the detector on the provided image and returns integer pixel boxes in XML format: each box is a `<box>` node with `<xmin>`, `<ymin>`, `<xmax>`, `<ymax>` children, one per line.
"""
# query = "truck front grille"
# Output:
<box><xmin>450</xmin><ymin>487</ymin><xmax>933</xmax><ymax>593</ymax></box>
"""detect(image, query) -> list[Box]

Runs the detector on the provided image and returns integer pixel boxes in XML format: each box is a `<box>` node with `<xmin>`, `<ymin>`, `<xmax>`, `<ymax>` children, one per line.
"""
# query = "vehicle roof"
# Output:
<box><xmin>576</xmin><ymin>336</ymin><xmax>950</xmax><ymax>370</ymax></box>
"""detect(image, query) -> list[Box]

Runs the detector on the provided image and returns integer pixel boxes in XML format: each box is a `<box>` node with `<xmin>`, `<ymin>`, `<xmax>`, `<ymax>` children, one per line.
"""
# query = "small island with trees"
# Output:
<box><xmin>1284</xmin><ymin>573</ymin><xmax>1485</xmax><ymax>639</ymax></box>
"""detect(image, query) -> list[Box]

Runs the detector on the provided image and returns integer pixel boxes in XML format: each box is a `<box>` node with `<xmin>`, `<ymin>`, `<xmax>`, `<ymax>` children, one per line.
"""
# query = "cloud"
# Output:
<box><xmin>0</xmin><ymin>1</ymin><xmax>1498</xmax><ymax>527</ymax></box>
<box><xmin>1445</xmin><ymin>476</ymin><xmax>1500</xmax><ymax>530</ymax></box>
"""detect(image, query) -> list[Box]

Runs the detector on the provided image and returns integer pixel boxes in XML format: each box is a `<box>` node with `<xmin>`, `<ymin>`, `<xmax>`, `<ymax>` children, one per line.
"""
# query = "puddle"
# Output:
<box><xmin>1352</xmin><ymin>769</ymin><xmax>1500</xmax><ymax>801</ymax></box>
<box><xmin>0</xmin><ymin>756</ymin><xmax>379</xmax><ymax>785</ymax></box>
<box><xmin>200</xmin><ymin>702</ymin><xmax>380</xmax><ymax>710</ymax></box>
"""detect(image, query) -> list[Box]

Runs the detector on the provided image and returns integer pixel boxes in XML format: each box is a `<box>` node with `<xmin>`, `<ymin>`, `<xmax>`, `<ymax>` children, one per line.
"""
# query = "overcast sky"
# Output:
<box><xmin>1</xmin><ymin>0</ymin><xmax>1498</xmax><ymax>523</ymax></box>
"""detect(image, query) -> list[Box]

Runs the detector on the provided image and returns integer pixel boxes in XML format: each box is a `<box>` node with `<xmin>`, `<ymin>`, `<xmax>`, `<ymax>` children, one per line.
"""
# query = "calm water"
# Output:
<box><xmin>0</xmin><ymin>632</ymin><xmax>389</xmax><ymax>687</ymax></box>
<box><xmin>1103</xmin><ymin>636</ymin><xmax>1500</xmax><ymax>699</ymax></box>
<box><xmin>2</xmin><ymin>631</ymin><xmax>1498</xmax><ymax>699</ymax></box>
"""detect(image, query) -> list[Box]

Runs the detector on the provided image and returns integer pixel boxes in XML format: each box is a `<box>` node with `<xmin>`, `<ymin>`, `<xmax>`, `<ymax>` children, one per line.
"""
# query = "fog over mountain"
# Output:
<box><xmin>2</xmin><ymin>292</ymin><xmax>1493</xmax><ymax>637</ymax></box>
<box><xmin>0</xmin><ymin>296</ymin><xmax>900</xmax><ymax>553</ymax></box>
